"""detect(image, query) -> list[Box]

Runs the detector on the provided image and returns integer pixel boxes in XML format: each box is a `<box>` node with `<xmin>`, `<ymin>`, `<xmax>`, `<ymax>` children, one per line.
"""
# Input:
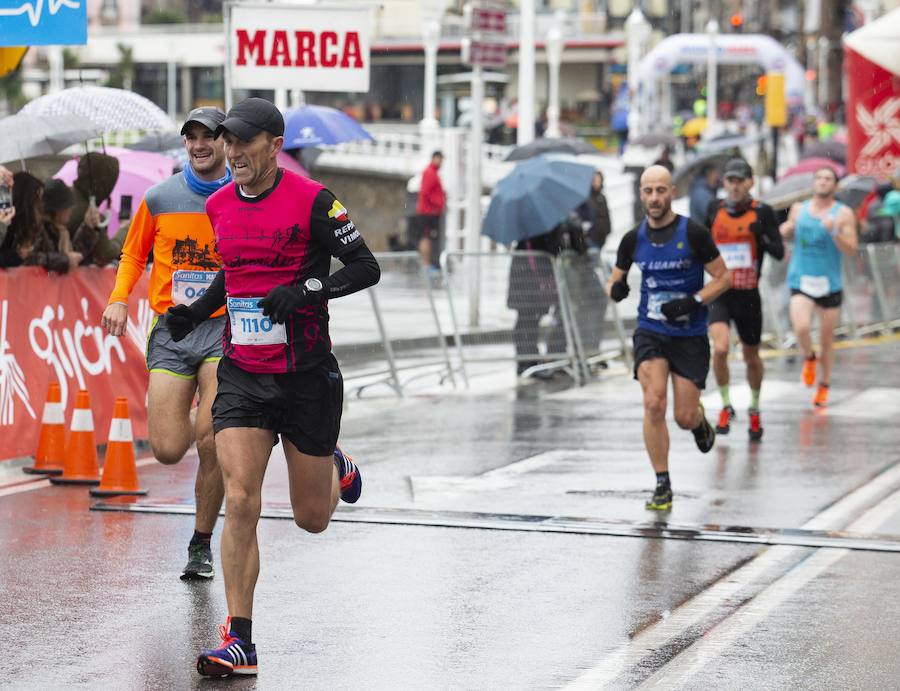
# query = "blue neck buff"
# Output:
<box><xmin>183</xmin><ymin>163</ymin><xmax>232</xmax><ymax>197</ymax></box>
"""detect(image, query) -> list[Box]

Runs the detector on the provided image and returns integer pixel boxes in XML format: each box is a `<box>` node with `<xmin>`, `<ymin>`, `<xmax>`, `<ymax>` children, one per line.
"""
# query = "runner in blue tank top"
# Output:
<box><xmin>607</xmin><ymin>166</ymin><xmax>732</xmax><ymax>510</ymax></box>
<box><xmin>780</xmin><ymin>166</ymin><xmax>857</xmax><ymax>408</ymax></box>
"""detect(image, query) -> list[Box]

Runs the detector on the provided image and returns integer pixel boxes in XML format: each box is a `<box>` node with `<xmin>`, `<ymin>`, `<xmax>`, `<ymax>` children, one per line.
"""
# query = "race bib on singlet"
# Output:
<box><xmin>172</xmin><ymin>270</ymin><xmax>217</xmax><ymax>306</ymax></box>
<box><xmin>718</xmin><ymin>242</ymin><xmax>753</xmax><ymax>270</ymax></box>
<box><xmin>799</xmin><ymin>275</ymin><xmax>830</xmax><ymax>298</ymax></box>
<box><xmin>647</xmin><ymin>290</ymin><xmax>688</xmax><ymax>322</ymax></box>
<box><xmin>227</xmin><ymin>297</ymin><xmax>287</xmax><ymax>346</ymax></box>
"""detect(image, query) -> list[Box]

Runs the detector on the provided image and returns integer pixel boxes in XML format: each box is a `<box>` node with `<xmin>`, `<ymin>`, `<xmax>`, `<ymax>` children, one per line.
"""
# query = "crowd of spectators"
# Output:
<box><xmin>0</xmin><ymin>155</ymin><xmax>128</xmax><ymax>273</ymax></box>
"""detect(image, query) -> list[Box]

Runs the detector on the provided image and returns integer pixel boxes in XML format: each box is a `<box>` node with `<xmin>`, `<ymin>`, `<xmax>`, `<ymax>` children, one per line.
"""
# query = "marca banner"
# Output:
<box><xmin>0</xmin><ymin>267</ymin><xmax>153</xmax><ymax>461</ymax></box>
<box><xmin>845</xmin><ymin>46</ymin><xmax>900</xmax><ymax>179</ymax></box>
<box><xmin>0</xmin><ymin>0</ymin><xmax>87</xmax><ymax>46</ymax></box>
<box><xmin>228</xmin><ymin>3</ymin><xmax>370</xmax><ymax>92</ymax></box>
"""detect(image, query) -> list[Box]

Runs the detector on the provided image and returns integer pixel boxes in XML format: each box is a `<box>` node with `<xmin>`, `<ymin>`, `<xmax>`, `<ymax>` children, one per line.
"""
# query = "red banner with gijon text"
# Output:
<box><xmin>0</xmin><ymin>267</ymin><xmax>152</xmax><ymax>461</ymax></box>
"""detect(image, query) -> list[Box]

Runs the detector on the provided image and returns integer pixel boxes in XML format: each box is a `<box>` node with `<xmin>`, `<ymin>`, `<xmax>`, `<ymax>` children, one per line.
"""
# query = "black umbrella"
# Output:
<box><xmin>505</xmin><ymin>137</ymin><xmax>598</xmax><ymax>162</ymax></box>
<box><xmin>800</xmin><ymin>140</ymin><xmax>846</xmax><ymax>164</ymax></box>
<box><xmin>836</xmin><ymin>174</ymin><xmax>878</xmax><ymax>208</ymax></box>
<box><xmin>672</xmin><ymin>152</ymin><xmax>731</xmax><ymax>196</ymax></box>
<box><xmin>126</xmin><ymin>131</ymin><xmax>183</xmax><ymax>153</ymax></box>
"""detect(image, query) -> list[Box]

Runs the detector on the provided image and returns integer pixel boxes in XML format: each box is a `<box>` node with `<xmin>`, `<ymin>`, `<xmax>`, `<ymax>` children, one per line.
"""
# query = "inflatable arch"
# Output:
<box><xmin>636</xmin><ymin>33</ymin><xmax>806</xmax><ymax>120</ymax></box>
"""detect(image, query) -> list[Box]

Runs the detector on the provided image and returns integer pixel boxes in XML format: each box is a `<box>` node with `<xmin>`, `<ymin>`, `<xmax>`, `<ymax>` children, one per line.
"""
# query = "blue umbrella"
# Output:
<box><xmin>481</xmin><ymin>154</ymin><xmax>595</xmax><ymax>246</ymax></box>
<box><xmin>282</xmin><ymin>104</ymin><xmax>373</xmax><ymax>149</ymax></box>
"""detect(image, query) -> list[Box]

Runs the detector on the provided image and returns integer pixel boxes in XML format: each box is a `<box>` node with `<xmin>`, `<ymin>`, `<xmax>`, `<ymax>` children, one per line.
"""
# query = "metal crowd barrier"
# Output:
<box><xmin>438</xmin><ymin>249</ymin><xmax>635</xmax><ymax>386</ymax></box>
<box><xmin>435</xmin><ymin>240</ymin><xmax>900</xmax><ymax>388</ymax></box>
<box><xmin>330</xmin><ymin>251</ymin><xmax>455</xmax><ymax>398</ymax></box>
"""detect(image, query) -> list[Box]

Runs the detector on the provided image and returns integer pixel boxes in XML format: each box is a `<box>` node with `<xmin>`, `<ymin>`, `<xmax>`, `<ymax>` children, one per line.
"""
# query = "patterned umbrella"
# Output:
<box><xmin>20</xmin><ymin>86</ymin><xmax>175</xmax><ymax>133</ymax></box>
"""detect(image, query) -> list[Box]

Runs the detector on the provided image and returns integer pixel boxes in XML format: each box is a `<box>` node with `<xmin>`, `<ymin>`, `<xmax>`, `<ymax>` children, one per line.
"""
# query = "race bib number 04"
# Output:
<box><xmin>172</xmin><ymin>270</ymin><xmax>217</xmax><ymax>306</ymax></box>
<box><xmin>227</xmin><ymin>297</ymin><xmax>287</xmax><ymax>346</ymax></box>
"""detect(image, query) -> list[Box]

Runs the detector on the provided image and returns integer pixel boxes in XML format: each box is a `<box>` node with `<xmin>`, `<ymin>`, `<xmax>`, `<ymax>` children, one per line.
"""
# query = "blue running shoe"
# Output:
<box><xmin>334</xmin><ymin>445</ymin><xmax>362</xmax><ymax>503</ymax></box>
<box><xmin>196</xmin><ymin>620</ymin><xmax>257</xmax><ymax>678</ymax></box>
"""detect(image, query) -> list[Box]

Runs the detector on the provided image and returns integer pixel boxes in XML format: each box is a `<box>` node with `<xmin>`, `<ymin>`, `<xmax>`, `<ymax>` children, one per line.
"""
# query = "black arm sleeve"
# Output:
<box><xmin>754</xmin><ymin>205</ymin><xmax>785</xmax><ymax>261</ymax></box>
<box><xmin>321</xmin><ymin>242</ymin><xmax>381</xmax><ymax>299</ymax></box>
<box><xmin>615</xmin><ymin>229</ymin><xmax>638</xmax><ymax>273</ymax></box>
<box><xmin>189</xmin><ymin>268</ymin><xmax>226</xmax><ymax>320</ymax></box>
<box><xmin>704</xmin><ymin>199</ymin><xmax>720</xmax><ymax>230</ymax></box>
<box><xmin>686</xmin><ymin>220</ymin><xmax>721</xmax><ymax>264</ymax></box>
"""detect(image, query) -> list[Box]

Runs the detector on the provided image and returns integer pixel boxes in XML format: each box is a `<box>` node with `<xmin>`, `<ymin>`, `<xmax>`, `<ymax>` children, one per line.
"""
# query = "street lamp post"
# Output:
<box><xmin>545</xmin><ymin>11</ymin><xmax>565</xmax><ymax>139</ymax></box>
<box><xmin>517</xmin><ymin>0</ymin><xmax>536</xmax><ymax>144</ymax></box>
<box><xmin>421</xmin><ymin>0</ymin><xmax>448</xmax><ymax>143</ymax></box>
<box><xmin>705</xmin><ymin>18</ymin><xmax>719</xmax><ymax>139</ymax></box>
<box><xmin>625</xmin><ymin>8</ymin><xmax>650</xmax><ymax>140</ymax></box>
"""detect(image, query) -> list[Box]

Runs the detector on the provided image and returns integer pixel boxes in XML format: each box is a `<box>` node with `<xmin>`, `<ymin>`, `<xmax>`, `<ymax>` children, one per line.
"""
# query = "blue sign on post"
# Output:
<box><xmin>0</xmin><ymin>0</ymin><xmax>88</xmax><ymax>46</ymax></box>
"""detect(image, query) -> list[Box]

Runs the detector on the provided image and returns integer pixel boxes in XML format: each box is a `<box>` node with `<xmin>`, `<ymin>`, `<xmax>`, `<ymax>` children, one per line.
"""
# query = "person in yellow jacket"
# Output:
<box><xmin>101</xmin><ymin>108</ymin><xmax>231</xmax><ymax>580</ymax></box>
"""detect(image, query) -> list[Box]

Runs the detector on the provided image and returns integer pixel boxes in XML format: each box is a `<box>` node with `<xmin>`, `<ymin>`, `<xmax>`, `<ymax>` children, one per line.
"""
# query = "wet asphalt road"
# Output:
<box><xmin>3</xmin><ymin>337</ymin><xmax>900</xmax><ymax>690</ymax></box>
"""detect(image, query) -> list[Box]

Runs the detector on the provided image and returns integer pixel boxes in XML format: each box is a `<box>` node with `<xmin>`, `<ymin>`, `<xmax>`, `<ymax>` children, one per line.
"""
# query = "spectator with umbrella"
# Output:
<box><xmin>68</xmin><ymin>152</ymin><xmax>123</xmax><ymax>266</ymax></box>
<box><xmin>41</xmin><ymin>179</ymin><xmax>83</xmax><ymax>270</ymax></box>
<box><xmin>482</xmin><ymin>154</ymin><xmax>596</xmax><ymax>377</ymax></box>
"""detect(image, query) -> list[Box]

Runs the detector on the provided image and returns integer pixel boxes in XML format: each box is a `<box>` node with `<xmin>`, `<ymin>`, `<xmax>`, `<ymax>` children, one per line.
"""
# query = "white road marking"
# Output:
<box><xmin>636</xmin><ymin>485</ymin><xmax>900</xmax><ymax>689</ymax></box>
<box><xmin>563</xmin><ymin>461</ymin><xmax>900</xmax><ymax>689</ymax></box>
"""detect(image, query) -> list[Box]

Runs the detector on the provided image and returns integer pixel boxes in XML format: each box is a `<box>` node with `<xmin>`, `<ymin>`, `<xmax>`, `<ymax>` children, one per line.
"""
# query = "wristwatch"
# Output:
<box><xmin>304</xmin><ymin>278</ymin><xmax>324</xmax><ymax>293</ymax></box>
<box><xmin>693</xmin><ymin>294</ymin><xmax>703</xmax><ymax>305</ymax></box>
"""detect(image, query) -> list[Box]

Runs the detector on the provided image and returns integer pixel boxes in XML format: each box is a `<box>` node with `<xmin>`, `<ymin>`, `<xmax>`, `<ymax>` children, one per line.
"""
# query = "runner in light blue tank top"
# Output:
<box><xmin>787</xmin><ymin>199</ymin><xmax>845</xmax><ymax>298</ymax></box>
<box><xmin>780</xmin><ymin>167</ymin><xmax>858</xmax><ymax>408</ymax></box>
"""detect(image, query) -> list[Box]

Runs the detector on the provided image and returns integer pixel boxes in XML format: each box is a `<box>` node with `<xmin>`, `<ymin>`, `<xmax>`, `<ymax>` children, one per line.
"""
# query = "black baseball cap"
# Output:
<box><xmin>723</xmin><ymin>158</ymin><xmax>753</xmax><ymax>180</ymax></box>
<box><xmin>180</xmin><ymin>107</ymin><xmax>226</xmax><ymax>135</ymax></box>
<box><xmin>215</xmin><ymin>98</ymin><xmax>285</xmax><ymax>141</ymax></box>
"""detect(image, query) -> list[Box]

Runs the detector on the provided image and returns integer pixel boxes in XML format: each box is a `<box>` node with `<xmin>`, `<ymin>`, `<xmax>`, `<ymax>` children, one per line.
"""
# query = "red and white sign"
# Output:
<box><xmin>465</xmin><ymin>0</ymin><xmax>507</xmax><ymax>69</ymax></box>
<box><xmin>844</xmin><ymin>9</ymin><xmax>900</xmax><ymax>179</ymax></box>
<box><xmin>0</xmin><ymin>268</ymin><xmax>152</xmax><ymax>461</ymax></box>
<box><xmin>228</xmin><ymin>3</ymin><xmax>370</xmax><ymax>92</ymax></box>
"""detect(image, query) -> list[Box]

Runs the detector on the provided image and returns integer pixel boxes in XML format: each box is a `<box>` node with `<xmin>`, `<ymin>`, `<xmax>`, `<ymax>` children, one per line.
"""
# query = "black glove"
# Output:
<box><xmin>661</xmin><ymin>296</ymin><xmax>701</xmax><ymax>321</ymax></box>
<box><xmin>610</xmin><ymin>280</ymin><xmax>630</xmax><ymax>303</ymax></box>
<box><xmin>166</xmin><ymin>304</ymin><xmax>198</xmax><ymax>342</ymax></box>
<box><xmin>259</xmin><ymin>285</ymin><xmax>319</xmax><ymax>324</ymax></box>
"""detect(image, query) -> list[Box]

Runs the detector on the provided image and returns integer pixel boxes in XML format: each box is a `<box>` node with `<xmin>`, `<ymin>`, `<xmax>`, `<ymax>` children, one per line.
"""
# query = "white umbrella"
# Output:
<box><xmin>0</xmin><ymin>113</ymin><xmax>100</xmax><ymax>165</ymax></box>
<box><xmin>19</xmin><ymin>86</ymin><xmax>175</xmax><ymax>133</ymax></box>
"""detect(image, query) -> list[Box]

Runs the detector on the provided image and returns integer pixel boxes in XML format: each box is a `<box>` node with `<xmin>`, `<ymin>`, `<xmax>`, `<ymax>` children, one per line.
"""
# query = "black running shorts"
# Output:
<box><xmin>708</xmin><ymin>289</ymin><xmax>763</xmax><ymax>346</ymax></box>
<box><xmin>790</xmin><ymin>288</ymin><xmax>843</xmax><ymax>309</ymax></box>
<box><xmin>633</xmin><ymin>328</ymin><xmax>710</xmax><ymax>390</ymax></box>
<box><xmin>212</xmin><ymin>355</ymin><xmax>343</xmax><ymax>457</ymax></box>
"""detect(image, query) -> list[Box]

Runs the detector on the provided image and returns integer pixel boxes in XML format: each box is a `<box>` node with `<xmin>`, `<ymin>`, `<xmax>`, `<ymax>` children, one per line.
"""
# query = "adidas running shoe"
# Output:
<box><xmin>692</xmin><ymin>403</ymin><xmax>716</xmax><ymax>454</ymax></box>
<box><xmin>181</xmin><ymin>541</ymin><xmax>214</xmax><ymax>581</ymax></box>
<box><xmin>197</xmin><ymin>620</ymin><xmax>257</xmax><ymax>678</ymax></box>
<box><xmin>748</xmin><ymin>408</ymin><xmax>763</xmax><ymax>442</ymax></box>
<box><xmin>646</xmin><ymin>483</ymin><xmax>673</xmax><ymax>511</ymax></box>
<box><xmin>334</xmin><ymin>445</ymin><xmax>362</xmax><ymax>503</ymax></box>
<box><xmin>716</xmin><ymin>405</ymin><xmax>736</xmax><ymax>434</ymax></box>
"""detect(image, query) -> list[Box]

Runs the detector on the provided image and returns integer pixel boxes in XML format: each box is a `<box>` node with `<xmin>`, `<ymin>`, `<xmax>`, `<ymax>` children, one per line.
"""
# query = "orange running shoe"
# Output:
<box><xmin>814</xmin><ymin>384</ymin><xmax>829</xmax><ymax>408</ymax></box>
<box><xmin>716</xmin><ymin>406</ymin><xmax>736</xmax><ymax>434</ymax></box>
<box><xmin>801</xmin><ymin>356</ymin><xmax>817</xmax><ymax>387</ymax></box>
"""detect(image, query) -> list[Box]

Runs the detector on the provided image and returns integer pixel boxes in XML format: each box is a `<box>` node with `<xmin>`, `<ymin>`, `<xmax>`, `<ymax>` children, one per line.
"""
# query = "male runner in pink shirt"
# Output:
<box><xmin>166</xmin><ymin>98</ymin><xmax>380</xmax><ymax>678</ymax></box>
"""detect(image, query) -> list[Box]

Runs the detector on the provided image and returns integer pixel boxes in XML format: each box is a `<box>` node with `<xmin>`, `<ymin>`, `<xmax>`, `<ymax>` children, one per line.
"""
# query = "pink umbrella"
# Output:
<box><xmin>781</xmin><ymin>157</ymin><xmax>846</xmax><ymax>180</ymax></box>
<box><xmin>54</xmin><ymin>149</ymin><xmax>178</xmax><ymax>236</ymax></box>
<box><xmin>277</xmin><ymin>150</ymin><xmax>308</xmax><ymax>177</ymax></box>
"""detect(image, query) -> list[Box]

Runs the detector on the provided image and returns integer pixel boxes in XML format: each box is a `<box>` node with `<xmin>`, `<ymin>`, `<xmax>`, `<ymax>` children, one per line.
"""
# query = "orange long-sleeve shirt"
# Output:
<box><xmin>108</xmin><ymin>173</ymin><xmax>224</xmax><ymax>316</ymax></box>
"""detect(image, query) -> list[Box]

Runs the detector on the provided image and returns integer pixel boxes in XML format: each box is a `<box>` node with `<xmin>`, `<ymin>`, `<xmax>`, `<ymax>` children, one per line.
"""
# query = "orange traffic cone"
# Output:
<box><xmin>50</xmin><ymin>389</ymin><xmax>100</xmax><ymax>486</ymax></box>
<box><xmin>91</xmin><ymin>398</ymin><xmax>147</xmax><ymax>497</ymax></box>
<box><xmin>24</xmin><ymin>382</ymin><xmax>65</xmax><ymax>475</ymax></box>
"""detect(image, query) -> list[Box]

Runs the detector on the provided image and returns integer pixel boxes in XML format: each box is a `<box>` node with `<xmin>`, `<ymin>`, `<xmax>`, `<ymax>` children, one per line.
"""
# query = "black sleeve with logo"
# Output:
<box><xmin>309</xmin><ymin>189</ymin><xmax>380</xmax><ymax>300</ymax></box>
<box><xmin>752</xmin><ymin>203</ymin><xmax>785</xmax><ymax>261</ymax></box>
<box><xmin>686</xmin><ymin>219</ymin><xmax>721</xmax><ymax>264</ymax></box>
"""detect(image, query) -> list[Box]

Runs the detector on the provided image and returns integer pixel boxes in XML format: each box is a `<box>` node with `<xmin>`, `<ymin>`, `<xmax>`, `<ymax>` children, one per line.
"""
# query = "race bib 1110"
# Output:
<box><xmin>227</xmin><ymin>297</ymin><xmax>287</xmax><ymax>346</ymax></box>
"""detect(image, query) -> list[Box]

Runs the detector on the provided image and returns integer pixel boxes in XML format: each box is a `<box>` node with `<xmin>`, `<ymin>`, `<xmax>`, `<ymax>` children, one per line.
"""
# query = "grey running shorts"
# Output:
<box><xmin>146</xmin><ymin>314</ymin><xmax>225</xmax><ymax>378</ymax></box>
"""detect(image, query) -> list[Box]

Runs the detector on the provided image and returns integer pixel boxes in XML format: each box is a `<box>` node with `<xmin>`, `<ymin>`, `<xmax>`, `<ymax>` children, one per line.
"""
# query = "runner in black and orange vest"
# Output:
<box><xmin>704</xmin><ymin>159</ymin><xmax>784</xmax><ymax>441</ymax></box>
